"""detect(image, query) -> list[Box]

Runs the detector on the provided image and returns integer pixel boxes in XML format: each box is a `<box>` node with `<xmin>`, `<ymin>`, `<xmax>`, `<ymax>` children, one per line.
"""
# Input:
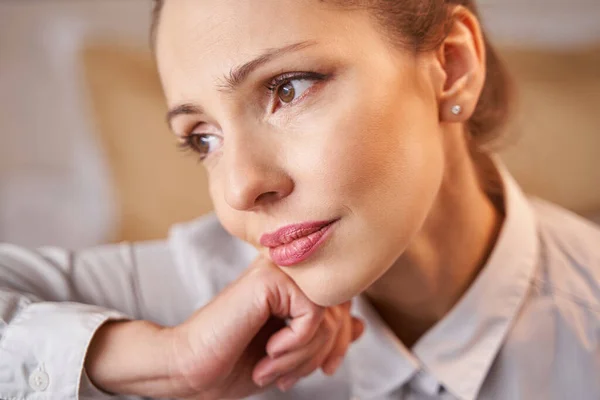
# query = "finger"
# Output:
<box><xmin>351</xmin><ymin>317</ymin><xmax>365</xmax><ymax>341</ymax></box>
<box><xmin>202</xmin><ymin>260</ymin><xmax>296</xmax><ymax>365</ymax></box>
<box><xmin>340</xmin><ymin>300</ymin><xmax>352</xmax><ymax>311</ymax></box>
<box><xmin>271</xmin><ymin>312</ymin><xmax>340</xmax><ymax>391</ymax></box>
<box><xmin>274</xmin><ymin>308</ymin><xmax>357</xmax><ymax>392</ymax></box>
<box><xmin>265</xmin><ymin>303</ymin><xmax>325</xmax><ymax>357</ymax></box>
<box><xmin>254</xmin><ymin>311</ymin><xmax>338</xmax><ymax>387</ymax></box>
<box><xmin>328</xmin><ymin>304</ymin><xmax>344</xmax><ymax>322</ymax></box>
<box><xmin>275</xmin><ymin>339</ymin><xmax>338</xmax><ymax>393</ymax></box>
<box><xmin>256</xmin><ymin>311</ymin><xmax>338</xmax><ymax>379</ymax></box>
<box><xmin>263</xmin><ymin>276</ymin><xmax>325</xmax><ymax>357</ymax></box>
<box><xmin>339</xmin><ymin>300</ymin><xmax>364</xmax><ymax>341</ymax></box>
<box><xmin>276</xmin><ymin>375</ymin><xmax>300</xmax><ymax>393</ymax></box>
<box><xmin>321</xmin><ymin>308</ymin><xmax>352</xmax><ymax>375</ymax></box>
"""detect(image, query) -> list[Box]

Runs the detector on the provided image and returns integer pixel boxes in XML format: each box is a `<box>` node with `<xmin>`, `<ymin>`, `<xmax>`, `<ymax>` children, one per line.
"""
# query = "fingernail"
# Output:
<box><xmin>326</xmin><ymin>356</ymin><xmax>344</xmax><ymax>375</ymax></box>
<box><xmin>278</xmin><ymin>377</ymin><xmax>299</xmax><ymax>392</ymax></box>
<box><xmin>258</xmin><ymin>373</ymin><xmax>279</xmax><ymax>387</ymax></box>
<box><xmin>269</xmin><ymin>349</ymin><xmax>283</xmax><ymax>358</ymax></box>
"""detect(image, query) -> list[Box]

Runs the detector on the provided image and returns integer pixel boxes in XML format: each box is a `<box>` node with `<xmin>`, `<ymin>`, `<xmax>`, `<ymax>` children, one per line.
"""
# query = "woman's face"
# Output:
<box><xmin>157</xmin><ymin>0</ymin><xmax>447</xmax><ymax>306</ymax></box>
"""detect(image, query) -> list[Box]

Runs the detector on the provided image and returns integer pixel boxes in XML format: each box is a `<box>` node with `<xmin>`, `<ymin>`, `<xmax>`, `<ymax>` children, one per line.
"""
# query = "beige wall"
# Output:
<box><xmin>81</xmin><ymin>45</ymin><xmax>213</xmax><ymax>242</ymax></box>
<box><xmin>499</xmin><ymin>48</ymin><xmax>600</xmax><ymax>214</ymax></box>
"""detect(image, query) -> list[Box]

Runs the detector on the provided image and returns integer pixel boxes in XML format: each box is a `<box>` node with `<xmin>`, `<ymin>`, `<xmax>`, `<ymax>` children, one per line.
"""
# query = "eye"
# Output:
<box><xmin>266</xmin><ymin>72</ymin><xmax>328</xmax><ymax>109</ymax></box>
<box><xmin>179</xmin><ymin>133</ymin><xmax>222</xmax><ymax>161</ymax></box>
<box><xmin>276</xmin><ymin>79</ymin><xmax>313</xmax><ymax>104</ymax></box>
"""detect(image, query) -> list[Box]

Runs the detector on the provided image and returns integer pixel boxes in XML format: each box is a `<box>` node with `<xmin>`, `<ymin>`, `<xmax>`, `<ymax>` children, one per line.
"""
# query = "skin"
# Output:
<box><xmin>87</xmin><ymin>259</ymin><xmax>365</xmax><ymax>398</ymax></box>
<box><xmin>85</xmin><ymin>0</ymin><xmax>502</xmax><ymax>397</ymax></box>
<box><xmin>158</xmin><ymin>0</ymin><xmax>501</xmax><ymax>346</ymax></box>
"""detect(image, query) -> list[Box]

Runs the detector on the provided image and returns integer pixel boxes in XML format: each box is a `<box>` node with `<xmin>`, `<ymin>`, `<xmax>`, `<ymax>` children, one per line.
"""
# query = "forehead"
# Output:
<box><xmin>155</xmin><ymin>0</ymin><xmax>372</xmax><ymax>101</ymax></box>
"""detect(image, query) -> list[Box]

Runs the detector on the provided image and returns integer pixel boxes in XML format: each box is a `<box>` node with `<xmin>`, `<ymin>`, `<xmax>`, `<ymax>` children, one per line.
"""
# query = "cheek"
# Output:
<box><xmin>285</xmin><ymin>102</ymin><xmax>444</xmax><ymax>306</ymax></box>
<box><xmin>289</xmin><ymin>87</ymin><xmax>443</xmax><ymax>217</ymax></box>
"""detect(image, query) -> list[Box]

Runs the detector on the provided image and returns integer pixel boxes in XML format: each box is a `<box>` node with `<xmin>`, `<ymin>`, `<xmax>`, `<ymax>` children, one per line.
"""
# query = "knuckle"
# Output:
<box><xmin>305</xmin><ymin>359</ymin><xmax>322</xmax><ymax>375</ymax></box>
<box><xmin>326</xmin><ymin>314</ymin><xmax>341</xmax><ymax>333</ymax></box>
<box><xmin>249</xmin><ymin>260</ymin><xmax>278</xmax><ymax>280</ymax></box>
<box><xmin>329</xmin><ymin>338</ymin><xmax>348</xmax><ymax>357</ymax></box>
<box><xmin>320</xmin><ymin>325</ymin><xmax>334</xmax><ymax>343</ymax></box>
<box><xmin>329</xmin><ymin>306</ymin><xmax>342</xmax><ymax>319</ymax></box>
<box><xmin>308</xmin><ymin>307</ymin><xmax>326</xmax><ymax>325</ymax></box>
<box><xmin>311</xmin><ymin>302</ymin><xmax>326</xmax><ymax>316</ymax></box>
<box><xmin>332</xmin><ymin>343</ymin><xmax>348</xmax><ymax>358</ymax></box>
<box><xmin>246</xmin><ymin>264</ymin><xmax>272</xmax><ymax>288</ymax></box>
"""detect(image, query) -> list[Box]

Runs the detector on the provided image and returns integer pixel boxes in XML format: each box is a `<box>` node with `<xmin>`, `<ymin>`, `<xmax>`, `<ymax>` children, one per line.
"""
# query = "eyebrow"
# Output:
<box><xmin>220</xmin><ymin>40</ymin><xmax>317</xmax><ymax>91</ymax></box>
<box><xmin>166</xmin><ymin>103</ymin><xmax>204</xmax><ymax>130</ymax></box>
<box><xmin>166</xmin><ymin>40</ymin><xmax>317</xmax><ymax>128</ymax></box>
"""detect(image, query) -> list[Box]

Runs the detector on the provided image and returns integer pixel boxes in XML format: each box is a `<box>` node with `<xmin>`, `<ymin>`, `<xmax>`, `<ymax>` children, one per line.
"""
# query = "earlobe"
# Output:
<box><xmin>451</xmin><ymin>105</ymin><xmax>463</xmax><ymax>116</ymax></box>
<box><xmin>437</xmin><ymin>6</ymin><xmax>486</xmax><ymax>124</ymax></box>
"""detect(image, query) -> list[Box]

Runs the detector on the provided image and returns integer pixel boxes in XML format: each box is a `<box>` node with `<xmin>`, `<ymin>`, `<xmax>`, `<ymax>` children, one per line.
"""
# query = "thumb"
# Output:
<box><xmin>190</xmin><ymin>259</ymin><xmax>322</xmax><ymax>364</ymax></box>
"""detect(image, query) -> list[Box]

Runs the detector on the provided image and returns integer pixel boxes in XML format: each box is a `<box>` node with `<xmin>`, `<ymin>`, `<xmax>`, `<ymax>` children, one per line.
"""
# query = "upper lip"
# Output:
<box><xmin>260</xmin><ymin>219</ymin><xmax>338</xmax><ymax>248</ymax></box>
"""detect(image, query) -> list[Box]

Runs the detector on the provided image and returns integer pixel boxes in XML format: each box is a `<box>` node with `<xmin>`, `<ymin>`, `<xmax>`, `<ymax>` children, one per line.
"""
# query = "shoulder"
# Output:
<box><xmin>167</xmin><ymin>214</ymin><xmax>258</xmax><ymax>303</ymax></box>
<box><xmin>528</xmin><ymin>197</ymin><xmax>600</xmax><ymax>316</ymax></box>
<box><xmin>530</xmin><ymin>197</ymin><xmax>600</xmax><ymax>255</ymax></box>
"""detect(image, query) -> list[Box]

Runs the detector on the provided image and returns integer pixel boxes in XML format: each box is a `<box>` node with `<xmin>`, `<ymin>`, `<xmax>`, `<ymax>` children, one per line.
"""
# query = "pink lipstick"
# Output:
<box><xmin>260</xmin><ymin>219</ymin><xmax>338</xmax><ymax>267</ymax></box>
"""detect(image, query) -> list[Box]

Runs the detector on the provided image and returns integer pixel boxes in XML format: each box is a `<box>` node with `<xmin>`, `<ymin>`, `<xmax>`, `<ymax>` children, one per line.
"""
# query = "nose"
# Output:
<box><xmin>223</xmin><ymin>137</ymin><xmax>293</xmax><ymax>211</ymax></box>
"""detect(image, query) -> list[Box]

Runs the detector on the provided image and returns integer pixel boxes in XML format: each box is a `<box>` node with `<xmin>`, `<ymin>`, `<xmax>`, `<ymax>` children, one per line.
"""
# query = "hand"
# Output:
<box><xmin>86</xmin><ymin>256</ymin><xmax>364</xmax><ymax>399</ymax></box>
<box><xmin>252</xmin><ymin>301</ymin><xmax>364</xmax><ymax>392</ymax></box>
<box><xmin>168</xmin><ymin>256</ymin><xmax>364</xmax><ymax>399</ymax></box>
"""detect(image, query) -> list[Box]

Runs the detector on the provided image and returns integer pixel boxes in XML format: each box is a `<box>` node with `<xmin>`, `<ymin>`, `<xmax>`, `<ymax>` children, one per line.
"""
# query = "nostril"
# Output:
<box><xmin>255</xmin><ymin>191</ymin><xmax>280</xmax><ymax>205</ymax></box>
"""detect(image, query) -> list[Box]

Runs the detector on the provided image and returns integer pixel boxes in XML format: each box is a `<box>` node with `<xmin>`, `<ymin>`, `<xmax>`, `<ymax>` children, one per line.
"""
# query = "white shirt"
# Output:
<box><xmin>1</xmin><ymin>168</ymin><xmax>599</xmax><ymax>400</ymax></box>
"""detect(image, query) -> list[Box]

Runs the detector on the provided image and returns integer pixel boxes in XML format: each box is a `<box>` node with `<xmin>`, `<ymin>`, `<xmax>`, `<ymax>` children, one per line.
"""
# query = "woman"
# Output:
<box><xmin>1</xmin><ymin>0</ymin><xmax>599</xmax><ymax>399</ymax></box>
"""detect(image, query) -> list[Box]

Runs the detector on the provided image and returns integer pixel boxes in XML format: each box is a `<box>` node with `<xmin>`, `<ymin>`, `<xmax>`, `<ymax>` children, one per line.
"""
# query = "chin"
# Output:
<box><xmin>304</xmin><ymin>288</ymin><xmax>350</xmax><ymax>307</ymax></box>
<box><xmin>286</xmin><ymin>261</ymin><xmax>371</xmax><ymax>307</ymax></box>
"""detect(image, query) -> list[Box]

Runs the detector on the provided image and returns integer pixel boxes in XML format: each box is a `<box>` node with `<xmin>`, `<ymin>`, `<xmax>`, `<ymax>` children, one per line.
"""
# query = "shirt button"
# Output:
<box><xmin>29</xmin><ymin>369</ymin><xmax>50</xmax><ymax>392</ymax></box>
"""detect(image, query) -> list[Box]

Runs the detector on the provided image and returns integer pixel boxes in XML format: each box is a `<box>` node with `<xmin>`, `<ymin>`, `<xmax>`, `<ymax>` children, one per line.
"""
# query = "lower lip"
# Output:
<box><xmin>269</xmin><ymin>221</ymin><xmax>337</xmax><ymax>267</ymax></box>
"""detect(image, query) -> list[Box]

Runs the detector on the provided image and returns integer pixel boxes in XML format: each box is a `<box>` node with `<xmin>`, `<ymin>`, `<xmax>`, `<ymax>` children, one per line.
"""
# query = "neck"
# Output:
<box><xmin>365</xmin><ymin>137</ymin><xmax>504</xmax><ymax>348</ymax></box>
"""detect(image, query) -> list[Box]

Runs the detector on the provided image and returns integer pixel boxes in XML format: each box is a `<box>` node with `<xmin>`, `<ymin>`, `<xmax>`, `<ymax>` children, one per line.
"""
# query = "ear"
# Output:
<box><xmin>435</xmin><ymin>6</ymin><xmax>486</xmax><ymax>124</ymax></box>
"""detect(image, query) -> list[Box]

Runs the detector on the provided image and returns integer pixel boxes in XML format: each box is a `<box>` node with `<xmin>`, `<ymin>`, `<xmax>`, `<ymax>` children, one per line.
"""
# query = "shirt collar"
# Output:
<box><xmin>348</xmin><ymin>160</ymin><xmax>540</xmax><ymax>400</ymax></box>
<box><xmin>348</xmin><ymin>296</ymin><xmax>420</xmax><ymax>399</ymax></box>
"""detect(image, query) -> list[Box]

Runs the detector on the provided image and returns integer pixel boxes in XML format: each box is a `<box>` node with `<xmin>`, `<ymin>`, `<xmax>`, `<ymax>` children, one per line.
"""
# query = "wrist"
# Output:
<box><xmin>85</xmin><ymin>320</ymin><xmax>175</xmax><ymax>397</ymax></box>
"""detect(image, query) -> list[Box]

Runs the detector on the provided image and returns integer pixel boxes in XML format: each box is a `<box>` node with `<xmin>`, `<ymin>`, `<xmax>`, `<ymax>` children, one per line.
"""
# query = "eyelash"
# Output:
<box><xmin>266</xmin><ymin>71</ymin><xmax>324</xmax><ymax>88</ymax></box>
<box><xmin>265</xmin><ymin>71</ymin><xmax>328</xmax><ymax>101</ymax></box>
<box><xmin>178</xmin><ymin>71</ymin><xmax>329</xmax><ymax>161</ymax></box>
<box><xmin>177</xmin><ymin>136</ymin><xmax>211</xmax><ymax>162</ymax></box>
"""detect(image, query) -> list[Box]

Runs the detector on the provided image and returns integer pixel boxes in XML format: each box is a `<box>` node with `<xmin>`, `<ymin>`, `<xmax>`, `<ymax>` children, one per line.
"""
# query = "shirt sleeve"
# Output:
<box><xmin>0</xmin><ymin>241</ymin><xmax>178</xmax><ymax>400</ymax></box>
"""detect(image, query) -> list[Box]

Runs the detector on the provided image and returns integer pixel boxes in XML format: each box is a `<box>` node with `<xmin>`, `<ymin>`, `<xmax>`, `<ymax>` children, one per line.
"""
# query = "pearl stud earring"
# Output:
<box><xmin>451</xmin><ymin>105</ymin><xmax>462</xmax><ymax>116</ymax></box>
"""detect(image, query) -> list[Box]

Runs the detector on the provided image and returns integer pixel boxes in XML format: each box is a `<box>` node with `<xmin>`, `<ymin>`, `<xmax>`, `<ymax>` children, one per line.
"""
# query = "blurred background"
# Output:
<box><xmin>0</xmin><ymin>0</ymin><xmax>599</xmax><ymax>249</ymax></box>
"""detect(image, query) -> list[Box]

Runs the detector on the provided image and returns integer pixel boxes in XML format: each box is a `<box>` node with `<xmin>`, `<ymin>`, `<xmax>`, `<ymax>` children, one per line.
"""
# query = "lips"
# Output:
<box><xmin>260</xmin><ymin>219</ymin><xmax>338</xmax><ymax>267</ymax></box>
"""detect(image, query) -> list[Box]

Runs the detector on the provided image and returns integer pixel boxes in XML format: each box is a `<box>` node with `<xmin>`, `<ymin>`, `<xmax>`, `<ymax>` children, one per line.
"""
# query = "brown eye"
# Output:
<box><xmin>277</xmin><ymin>82</ymin><xmax>296</xmax><ymax>103</ymax></box>
<box><xmin>188</xmin><ymin>135</ymin><xmax>210</xmax><ymax>153</ymax></box>
<box><xmin>180</xmin><ymin>134</ymin><xmax>222</xmax><ymax>160</ymax></box>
